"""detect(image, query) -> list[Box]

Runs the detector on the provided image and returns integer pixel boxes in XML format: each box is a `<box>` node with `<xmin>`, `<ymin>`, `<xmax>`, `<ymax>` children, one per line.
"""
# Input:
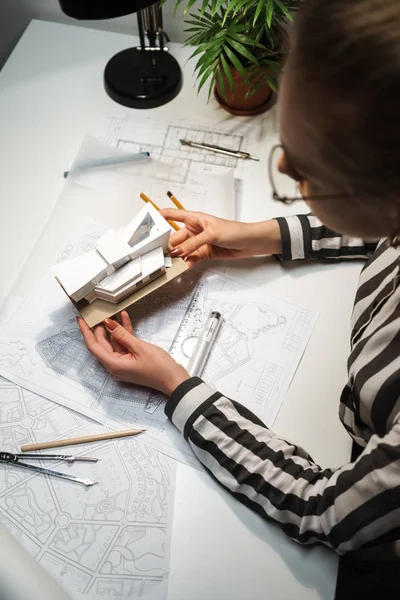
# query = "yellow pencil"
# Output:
<box><xmin>167</xmin><ymin>190</ymin><xmax>186</xmax><ymax>211</ymax></box>
<box><xmin>140</xmin><ymin>192</ymin><xmax>180</xmax><ymax>231</ymax></box>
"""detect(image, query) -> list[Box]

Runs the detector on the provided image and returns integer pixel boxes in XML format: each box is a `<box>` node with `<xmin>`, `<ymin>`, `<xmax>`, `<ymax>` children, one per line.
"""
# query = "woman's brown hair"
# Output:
<box><xmin>290</xmin><ymin>0</ymin><xmax>400</xmax><ymax>202</ymax></box>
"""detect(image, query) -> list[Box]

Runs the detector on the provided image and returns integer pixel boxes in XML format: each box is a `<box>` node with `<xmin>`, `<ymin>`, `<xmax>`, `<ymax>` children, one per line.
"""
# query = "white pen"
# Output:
<box><xmin>187</xmin><ymin>311</ymin><xmax>223</xmax><ymax>377</ymax></box>
<box><xmin>180</xmin><ymin>139</ymin><xmax>259</xmax><ymax>161</ymax></box>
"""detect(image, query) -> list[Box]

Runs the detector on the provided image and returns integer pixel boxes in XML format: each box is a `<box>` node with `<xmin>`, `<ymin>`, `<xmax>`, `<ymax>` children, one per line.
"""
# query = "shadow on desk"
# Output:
<box><xmin>203</xmin><ymin>467</ymin><xmax>337</xmax><ymax>600</ymax></box>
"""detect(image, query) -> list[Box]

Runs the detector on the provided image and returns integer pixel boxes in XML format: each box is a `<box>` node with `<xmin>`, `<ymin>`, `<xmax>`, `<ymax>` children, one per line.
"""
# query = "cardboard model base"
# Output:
<box><xmin>77</xmin><ymin>257</ymin><xmax>189</xmax><ymax>327</ymax></box>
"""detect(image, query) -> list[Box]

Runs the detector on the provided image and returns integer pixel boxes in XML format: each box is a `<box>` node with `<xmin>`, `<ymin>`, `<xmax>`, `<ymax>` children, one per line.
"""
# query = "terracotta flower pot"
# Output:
<box><xmin>214</xmin><ymin>30</ymin><xmax>289</xmax><ymax>116</ymax></box>
<box><xmin>215</xmin><ymin>66</ymin><xmax>274</xmax><ymax>116</ymax></box>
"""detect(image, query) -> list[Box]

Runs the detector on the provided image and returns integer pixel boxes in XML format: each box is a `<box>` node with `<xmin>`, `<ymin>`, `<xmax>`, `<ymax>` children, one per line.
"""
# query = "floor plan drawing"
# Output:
<box><xmin>0</xmin><ymin>377</ymin><xmax>175</xmax><ymax>600</ymax></box>
<box><xmin>98</xmin><ymin>115</ymin><xmax>255</xmax><ymax>183</ymax></box>
<box><xmin>67</xmin><ymin>133</ymin><xmax>237</xmax><ymax>221</ymax></box>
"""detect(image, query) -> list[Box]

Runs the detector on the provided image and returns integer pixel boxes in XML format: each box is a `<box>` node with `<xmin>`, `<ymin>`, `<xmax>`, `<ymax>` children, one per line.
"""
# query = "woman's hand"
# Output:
<box><xmin>77</xmin><ymin>312</ymin><xmax>190</xmax><ymax>396</ymax></box>
<box><xmin>160</xmin><ymin>209</ymin><xmax>282</xmax><ymax>268</ymax></box>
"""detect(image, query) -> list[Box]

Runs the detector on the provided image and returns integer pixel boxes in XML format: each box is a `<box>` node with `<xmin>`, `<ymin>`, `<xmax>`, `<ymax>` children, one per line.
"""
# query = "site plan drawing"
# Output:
<box><xmin>0</xmin><ymin>376</ymin><xmax>175</xmax><ymax>600</ymax></box>
<box><xmin>167</xmin><ymin>273</ymin><xmax>318</xmax><ymax>425</ymax></box>
<box><xmin>0</xmin><ymin>219</ymin><xmax>317</xmax><ymax>463</ymax></box>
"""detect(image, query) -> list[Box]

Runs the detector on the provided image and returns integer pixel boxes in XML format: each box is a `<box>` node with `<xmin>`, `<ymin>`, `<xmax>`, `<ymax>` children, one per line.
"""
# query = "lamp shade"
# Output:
<box><xmin>59</xmin><ymin>0</ymin><xmax>155</xmax><ymax>19</ymax></box>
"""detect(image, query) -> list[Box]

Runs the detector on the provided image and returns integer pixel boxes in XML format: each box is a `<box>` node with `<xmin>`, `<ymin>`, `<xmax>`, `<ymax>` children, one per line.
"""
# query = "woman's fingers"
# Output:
<box><xmin>160</xmin><ymin>208</ymin><xmax>198</xmax><ymax>225</ymax></box>
<box><xmin>77</xmin><ymin>317</ymin><xmax>119</xmax><ymax>369</ymax></box>
<box><xmin>169</xmin><ymin>228</ymin><xmax>190</xmax><ymax>248</ymax></box>
<box><xmin>103</xmin><ymin>318</ymin><xmax>141</xmax><ymax>355</ymax></box>
<box><xmin>185</xmin><ymin>251</ymin><xmax>204</xmax><ymax>268</ymax></box>
<box><xmin>120</xmin><ymin>311</ymin><xmax>134</xmax><ymax>335</ymax></box>
<box><xmin>93</xmin><ymin>324</ymin><xmax>113</xmax><ymax>353</ymax></box>
<box><xmin>171</xmin><ymin>230</ymin><xmax>213</xmax><ymax>258</ymax></box>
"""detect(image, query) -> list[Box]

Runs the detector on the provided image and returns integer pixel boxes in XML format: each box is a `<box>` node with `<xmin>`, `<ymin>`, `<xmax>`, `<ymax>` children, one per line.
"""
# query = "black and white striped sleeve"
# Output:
<box><xmin>275</xmin><ymin>214</ymin><xmax>378</xmax><ymax>261</ymax></box>
<box><xmin>165</xmin><ymin>378</ymin><xmax>400</xmax><ymax>555</ymax></box>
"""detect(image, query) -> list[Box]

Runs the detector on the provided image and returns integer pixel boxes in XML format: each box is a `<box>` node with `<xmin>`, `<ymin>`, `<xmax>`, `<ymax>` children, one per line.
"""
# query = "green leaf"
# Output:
<box><xmin>221</xmin><ymin>0</ymin><xmax>244</xmax><ymax>24</ymax></box>
<box><xmin>207</xmin><ymin>71</ymin><xmax>217</xmax><ymax>102</ymax></box>
<box><xmin>266</xmin><ymin>0</ymin><xmax>274</xmax><ymax>28</ymax></box>
<box><xmin>227</xmin><ymin>31</ymin><xmax>266</xmax><ymax>49</ymax></box>
<box><xmin>224</xmin><ymin>46</ymin><xmax>249</xmax><ymax>80</ymax></box>
<box><xmin>216</xmin><ymin>66</ymin><xmax>227</xmax><ymax>101</ymax></box>
<box><xmin>226</xmin><ymin>37</ymin><xmax>258</xmax><ymax>64</ymax></box>
<box><xmin>220</xmin><ymin>54</ymin><xmax>235</xmax><ymax>93</ymax></box>
<box><xmin>252</xmin><ymin>0</ymin><xmax>265</xmax><ymax>25</ymax></box>
<box><xmin>231</xmin><ymin>0</ymin><xmax>252</xmax><ymax>17</ymax></box>
<box><xmin>188</xmin><ymin>45</ymin><xmax>208</xmax><ymax>61</ymax></box>
<box><xmin>199</xmin><ymin>0</ymin><xmax>211</xmax><ymax>15</ymax></box>
<box><xmin>182</xmin><ymin>0</ymin><xmax>204</xmax><ymax>14</ymax></box>
<box><xmin>196</xmin><ymin>53</ymin><xmax>221</xmax><ymax>79</ymax></box>
<box><xmin>274</xmin><ymin>0</ymin><xmax>293</xmax><ymax>21</ymax></box>
<box><xmin>197</xmin><ymin>64</ymin><xmax>217</xmax><ymax>94</ymax></box>
<box><xmin>173</xmin><ymin>0</ymin><xmax>186</xmax><ymax>15</ymax></box>
<box><xmin>212</xmin><ymin>0</ymin><xmax>228</xmax><ymax>15</ymax></box>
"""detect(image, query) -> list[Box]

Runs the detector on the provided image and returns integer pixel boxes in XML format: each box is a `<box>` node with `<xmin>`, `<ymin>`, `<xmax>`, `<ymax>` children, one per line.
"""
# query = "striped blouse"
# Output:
<box><xmin>165</xmin><ymin>213</ymin><xmax>400</xmax><ymax>559</ymax></box>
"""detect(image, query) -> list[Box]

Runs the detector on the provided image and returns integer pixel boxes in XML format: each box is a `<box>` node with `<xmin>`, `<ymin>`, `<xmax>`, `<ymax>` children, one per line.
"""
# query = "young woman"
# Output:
<box><xmin>78</xmin><ymin>0</ymin><xmax>400</xmax><ymax>559</ymax></box>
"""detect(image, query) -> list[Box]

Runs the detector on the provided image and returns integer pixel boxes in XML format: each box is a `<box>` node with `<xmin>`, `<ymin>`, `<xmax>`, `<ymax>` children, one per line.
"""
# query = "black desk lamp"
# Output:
<box><xmin>59</xmin><ymin>0</ymin><xmax>182</xmax><ymax>108</ymax></box>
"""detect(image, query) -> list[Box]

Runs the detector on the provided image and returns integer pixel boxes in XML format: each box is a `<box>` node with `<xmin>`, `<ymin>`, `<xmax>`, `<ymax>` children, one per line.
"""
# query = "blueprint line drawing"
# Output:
<box><xmin>116</xmin><ymin>125</ymin><xmax>243</xmax><ymax>183</ymax></box>
<box><xmin>283</xmin><ymin>309</ymin><xmax>315</xmax><ymax>352</ymax></box>
<box><xmin>160</xmin><ymin>274</ymin><xmax>318</xmax><ymax>426</ymax></box>
<box><xmin>66</xmin><ymin>134</ymin><xmax>236</xmax><ymax>222</ymax></box>
<box><xmin>96</xmin><ymin>114</ymin><xmax>261</xmax><ymax>188</ymax></box>
<box><xmin>0</xmin><ymin>218</ymin><xmax>201</xmax><ymax>468</ymax></box>
<box><xmin>0</xmin><ymin>219</ymin><xmax>317</xmax><ymax>467</ymax></box>
<box><xmin>0</xmin><ymin>376</ymin><xmax>175</xmax><ymax>600</ymax></box>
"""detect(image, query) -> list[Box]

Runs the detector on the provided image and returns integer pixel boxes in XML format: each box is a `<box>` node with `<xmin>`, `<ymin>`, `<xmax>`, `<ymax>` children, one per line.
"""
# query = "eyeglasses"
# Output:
<box><xmin>268</xmin><ymin>144</ymin><xmax>351</xmax><ymax>205</ymax></box>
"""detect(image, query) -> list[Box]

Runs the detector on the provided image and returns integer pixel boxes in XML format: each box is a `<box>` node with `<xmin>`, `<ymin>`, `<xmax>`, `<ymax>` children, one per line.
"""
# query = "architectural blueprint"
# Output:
<box><xmin>168</xmin><ymin>273</ymin><xmax>318</xmax><ymax>425</ymax></box>
<box><xmin>95</xmin><ymin>113</ymin><xmax>265</xmax><ymax>217</ymax></box>
<box><xmin>96</xmin><ymin>114</ymin><xmax>261</xmax><ymax>182</ymax></box>
<box><xmin>0</xmin><ymin>219</ymin><xmax>317</xmax><ymax>466</ymax></box>
<box><xmin>0</xmin><ymin>218</ymin><xmax>200</xmax><ymax>468</ymax></box>
<box><xmin>0</xmin><ymin>376</ymin><xmax>175</xmax><ymax>600</ymax></box>
<box><xmin>67</xmin><ymin>134</ymin><xmax>236</xmax><ymax>221</ymax></box>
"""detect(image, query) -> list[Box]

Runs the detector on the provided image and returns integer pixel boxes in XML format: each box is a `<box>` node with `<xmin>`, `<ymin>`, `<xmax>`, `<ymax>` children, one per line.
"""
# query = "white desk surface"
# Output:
<box><xmin>0</xmin><ymin>19</ymin><xmax>359</xmax><ymax>600</ymax></box>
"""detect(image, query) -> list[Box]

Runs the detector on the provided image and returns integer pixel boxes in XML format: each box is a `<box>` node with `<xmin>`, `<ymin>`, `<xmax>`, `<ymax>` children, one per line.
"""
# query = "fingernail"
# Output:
<box><xmin>170</xmin><ymin>246</ymin><xmax>183</xmax><ymax>258</ymax></box>
<box><xmin>103</xmin><ymin>318</ymin><xmax>118</xmax><ymax>331</ymax></box>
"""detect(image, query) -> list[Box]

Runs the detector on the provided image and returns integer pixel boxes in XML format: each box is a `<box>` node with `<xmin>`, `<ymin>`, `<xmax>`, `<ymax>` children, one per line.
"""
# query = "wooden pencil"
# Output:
<box><xmin>167</xmin><ymin>190</ymin><xmax>186</xmax><ymax>211</ymax></box>
<box><xmin>21</xmin><ymin>428</ymin><xmax>145</xmax><ymax>452</ymax></box>
<box><xmin>140</xmin><ymin>192</ymin><xmax>180</xmax><ymax>231</ymax></box>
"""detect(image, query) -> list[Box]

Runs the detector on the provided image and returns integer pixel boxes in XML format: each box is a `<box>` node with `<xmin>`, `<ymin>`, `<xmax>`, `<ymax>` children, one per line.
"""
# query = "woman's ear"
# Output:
<box><xmin>278</xmin><ymin>149</ymin><xmax>304</xmax><ymax>183</ymax></box>
<box><xmin>297</xmin><ymin>179</ymin><xmax>311</xmax><ymax>198</ymax></box>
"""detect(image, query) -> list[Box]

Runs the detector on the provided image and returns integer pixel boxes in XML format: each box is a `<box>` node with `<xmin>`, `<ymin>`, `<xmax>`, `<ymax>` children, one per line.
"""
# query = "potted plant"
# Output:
<box><xmin>173</xmin><ymin>0</ymin><xmax>298</xmax><ymax>115</ymax></box>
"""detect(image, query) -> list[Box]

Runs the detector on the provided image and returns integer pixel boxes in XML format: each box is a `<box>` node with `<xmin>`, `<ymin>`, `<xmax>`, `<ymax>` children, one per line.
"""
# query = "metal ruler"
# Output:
<box><xmin>145</xmin><ymin>280</ymin><xmax>207</xmax><ymax>413</ymax></box>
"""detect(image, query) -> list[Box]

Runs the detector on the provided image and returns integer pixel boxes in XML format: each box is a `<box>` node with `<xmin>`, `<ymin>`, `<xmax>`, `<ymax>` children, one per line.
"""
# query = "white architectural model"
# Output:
<box><xmin>53</xmin><ymin>203</ymin><xmax>172</xmax><ymax>304</ymax></box>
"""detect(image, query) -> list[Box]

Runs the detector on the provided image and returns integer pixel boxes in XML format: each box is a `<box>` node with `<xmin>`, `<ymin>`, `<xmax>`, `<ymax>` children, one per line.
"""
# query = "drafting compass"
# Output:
<box><xmin>0</xmin><ymin>452</ymin><xmax>98</xmax><ymax>486</ymax></box>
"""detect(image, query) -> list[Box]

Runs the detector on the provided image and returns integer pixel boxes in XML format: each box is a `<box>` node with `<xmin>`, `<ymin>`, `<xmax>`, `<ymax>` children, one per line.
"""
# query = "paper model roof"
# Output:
<box><xmin>52</xmin><ymin>250</ymin><xmax>108</xmax><ymax>299</ymax></box>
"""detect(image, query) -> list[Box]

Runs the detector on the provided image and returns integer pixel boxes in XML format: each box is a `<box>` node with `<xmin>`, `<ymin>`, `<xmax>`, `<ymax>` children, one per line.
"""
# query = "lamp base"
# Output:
<box><xmin>104</xmin><ymin>47</ymin><xmax>182</xmax><ymax>109</ymax></box>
